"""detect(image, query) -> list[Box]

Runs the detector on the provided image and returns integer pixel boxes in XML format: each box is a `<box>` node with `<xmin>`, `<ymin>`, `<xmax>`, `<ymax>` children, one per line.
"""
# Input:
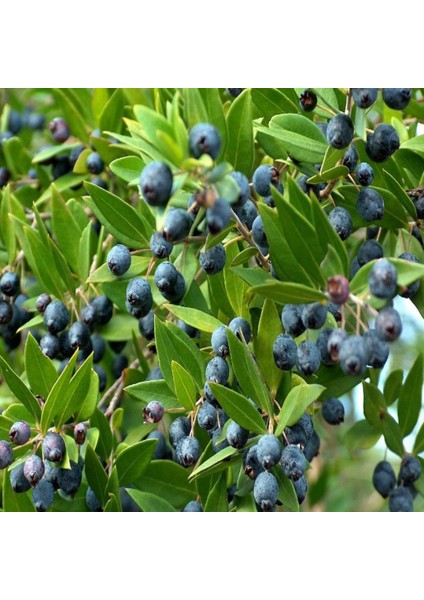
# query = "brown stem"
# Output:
<box><xmin>230</xmin><ymin>209</ymin><xmax>270</xmax><ymax>271</ymax></box>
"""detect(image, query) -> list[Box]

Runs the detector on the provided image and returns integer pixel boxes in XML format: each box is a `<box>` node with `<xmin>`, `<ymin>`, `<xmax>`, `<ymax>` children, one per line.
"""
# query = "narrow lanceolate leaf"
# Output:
<box><xmin>189</xmin><ymin>445</ymin><xmax>240</xmax><ymax>481</ymax></box>
<box><xmin>172</xmin><ymin>361</ymin><xmax>197</xmax><ymax>411</ymax></box>
<box><xmin>163</xmin><ymin>304</ymin><xmax>222</xmax><ymax>333</ymax></box>
<box><xmin>24</xmin><ymin>333</ymin><xmax>57</xmax><ymax>399</ymax></box>
<box><xmin>275</xmin><ymin>384</ymin><xmax>324</xmax><ymax>436</ymax></box>
<box><xmin>398</xmin><ymin>354</ymin><xmax>423</xmax><ymax>437</ymax></box>
<box><xmin>40</xmin><ymin>352</ymin><xmax>79</xmax><ymax>434</ymax></box>
<box><xmin>54</xmin><ymin>355</ymin><xmax>94</xmax><ymax>429</ymax></box>
<box><xmin>225</xmin><ymin>89</ymin><xmax>254</xmax><ymax>175</ymax></box>
<box><xmin>85</xmin><ymin>181</ymin><xmax>152</xmax><ymax>247</ymax></box>
<box><xmin>204</xmin><ymin>473</ymin><xmax>229</xmax><ymax>512</ymax></box>
<box><xmin>250</xmin><ymin>280</ymin><xmax>327</xmax><ymax>304</ymax></box>
<box><xmin>126</xmin><ymin>489</ymin><xmax>176</xmax><ymax>512</ymax></box>
<box><xmin>0</xmin><ymin>355</ymin><xmax>41</xmax><ymax>422</ymax></box>
<box><xmin>381</xmin><ymin>413</ymin><xmax>404</xmax><ymax>457</ymax></box>
<box><xmin>274</xmin><ymin>469</ymin><xmax>299</xmax><ymax>512</ymax></box>
<box><xmin>209</xmin><ymin>384</ymin><xmax>267</xmax><ymax>434</ymax></box>
<box><xmin>115</xmin><ymin>439</ymin><xmax>158</xmax><ymax>486</ymax></box>
<box><xmin>344</xmin><ymin>420</ymin><xmax>381</xmax><ymax>454</ymax></box>
<box><xmin>413</xmin><ymin>422</ymin><xmax>424</xmax><ymax>455</ymax></box>
<box><xmin>227</xmin><ymin>330</ymin><xmax>273</xmax><ymax>417</ymax></box>
<box><xmin>125</xmin><ymin>379</ymin><xmax>179</xmax><ymax>409</ymax></box>
<box><xmin>85</xmin><ymin>443</ymin><xmax>108</xmax><ymax>507</ymax></box>
<box><xmin>255</xmin><ymin>298</ymin><xmax>283</xmax><ymax>394</ymax></box>
<box><xmin>134</xmin><ymin>461</ymin><xmax>196</xmax><ymax>508</ymax></box>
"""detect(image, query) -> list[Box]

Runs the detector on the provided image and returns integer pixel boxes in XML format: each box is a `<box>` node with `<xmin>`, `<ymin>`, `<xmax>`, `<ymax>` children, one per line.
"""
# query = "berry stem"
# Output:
<box><xmin>230</xmin><ymin>209</ymin><xmax>270</xmax><ymax>271</ymax></box>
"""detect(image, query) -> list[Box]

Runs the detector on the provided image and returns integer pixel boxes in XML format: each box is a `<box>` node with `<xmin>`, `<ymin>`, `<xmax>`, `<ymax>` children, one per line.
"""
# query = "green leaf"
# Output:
<box><xmin>274</xmin><ymin>469</ymin><xmax>299</xmax><ymax>512</ymax></box>
<box><xmin>363</xmin><ymin>382</ymin><xmax>386</xmax><ymax>429</ymax></box>
<box><xmin>104</xmin><ymin>493</ymin><xmax>121</xmax><ymax>512</ymax></box>
<box><xmin>1</xmin><ymin>185</ymin><xmax>25</xmax><ymax>262</ymax></box>
<box><xmin>125</xmin><ymin>379</ymin><xmax>179</xmax><ymax>409</ymax></box>
<box><xmin>85</xmin><ymin>444</ymin><xmax>107</xmax><ymax>506</ymax></box>
<box><xmin>198</xmin><ymin>89</ymin><xmax>227</xmax><ymax>155</ymax></box>
<box><xmin>51</xmin><ymin>185</ymin><xmax>82</xmax><ymax>273</ymax></box>
<box><xmin>255</xmin><ymin>298</ymin><xmax>283</xmax><ymax>394</ymax></box>
<box><xmin>189</xmin><ymin>445</ymin><xmax>240</xmax><ymax>481</ymax></box>
<box><xmin>384</xmin><ymin>369</ymin><xmax>404</xmax><ymax>406</ymax></box>
<box><xmin>413</xmin><ymin>423</ymin><xmax>424</xmax><ymax>455</ymax></box>
<box><xmin>351</xmin><ymin>257</ymin><xmax>424</xmax><ymax>296</ymax></box>
<box><xmin>87</xmin><ymin>256</ymin><xmax>150</xmax><ymax>284</ymax></box>
<box><xmin>172</xmin><ymin>361</ymin><xmax>197</xmax><ymax>411</ymax></box>
<box><xmin>109</xmin><ymin>156</ymin><xmax>144</xmax><ymax>183</ymax></box>
<box><xmin>24</xmin><ymin>333</ymin><xmax>57</xmax><ymax>399</ymax></box>
<box><xmin>100</xmin><ymin>313</ymin><xmax>140</xmax><ymax>341</ymax></box>
<box><xmin>251</xmin><ymin>280</ymin><xmax>327</xmax><ymax>304</ymax></box>
<box><xmin>32</xmin><ymin>142</ymin><xmax>83</xmax><ymax>165</ymax></box>
<box><xmin>227</xmin><ymin>330</ymin><xmax>273</xmax><ymax>416</ymax></box>
<box><xmin>204</xmin><ymin>472</ymin><xmax>228</xmax><ymax>512</ymax></box>
<box><xmin>115</xmin><ymin>439</ymin><xmax>158</xmax><ymax>486</ymax></box>
<box><xmin>398</xmin><ymin>354</ymin><xmax>423</xmax><ymax>437</ymax></box>
<box><xmin>344</xmin><ymin>419</ymin><xmax>381</xmax><ymax>453</ymax></box>
<box><xmin>75</xmin><ymin>369</ymin><xmax>99</xmax><ymax>421</ymax></box>
<box><xmin>134</xmin><ymin>460</ymin><xmax>196</xmax><ymax>507</ymax></box>
<box><xmin>163</xmin><ymin>304</ymin><xmax>222</xmax><ymax>333</ymax></box>
<box><xmin>209</xmin><ymin>384</ymin><xmax>267</xmax><ymax>434</ymax></box>
<box><xmin>99</xmin><ymin>88</ymin><xmax>124</xmax><ymax>134</ymax></box>
<box><xmin>183</xmin><ymin>88</ymin><xmax>208</xmax><ymax>129</ymax></box>
<box><xmin>231</xmin><ymin>247</ymin><xmax>258</xmax><ymax>266</ymax></box>
<box><xmin>85</xmin><ymin>181</ymin><xmax>152</xmax><ymax>247</ymax></box>
<box><xmin>0</xmin><ymin>354</ymin><xmax>41</xmax><ymax>422</ymax></box>
<box><xmin>225</xmin><ymin>89</ymin><xmax>254</xmax><ymax>175</ymax></box>
<box><xmin>52</xmin><ymin>88</ymin><xmax>89</xmax><ymax>143</ymax></box>
<box><xmin>381</xmin><ymin>414</ymin><xmax>404</xmax><ymax>457</ymax></box>
<box><xmin>154</xmin><ymin>317</ymin><xmax>205</xmax><ymax>392</ymax></box>
<box><xmin>251</xmin><ymin>88</ymin><xmax>299</xmax><ymax>122</ymax></box>
<box><xmin>382</xmin><ymin>169</ymin><xmax>417</xmax><ymax>218</ymax></box>
<box><xmin>127</xmin><ymin>489</ymin><xmax>176</xmax><ymax>512</ymax></box>
<box><xmin>275</xmin><ymin>384</ymin><xmax>324</xmax><ymax>436</ymax></box>
<box><xmin>90</xmin><ymin>408</ymin><xmax>113</xmax><ymax>459</ymax></box>
<box><xmin>2</xmin><ymin>469</ymin><xmax>35</xmax><ymax>512</ymax></box>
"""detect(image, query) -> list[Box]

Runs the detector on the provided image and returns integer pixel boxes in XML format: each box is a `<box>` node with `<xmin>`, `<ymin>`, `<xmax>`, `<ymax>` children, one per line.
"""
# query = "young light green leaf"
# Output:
<box><xmin>209</xmin><ymin>383</ymin><xmax>267</xmax><ymax>434</ymax></box>
<box><xmin>115</xmin><ymin>439</ymin><xmax>158</xmax><ymax>486</ymax></box>
<box><xmin>0</xmin><ymin>355</ymin><xmax>41</xmax><ymax>422</ymax></box>
<box><xmin>171</xmin><ymin>361</ymin><xmax>197</xmax><ymax>411</ymax></box>
<box><xmin>126</xmin><ymin>489</ymin><xmax>176</xmax><ymax>512</ymax></box>
<box><xmin>275</xmin><ymin>384</ymin><xmax>324</xmax><ymax>436</ymax></box>
<box><xmin>255</xmin><ymin>298</ymin><xmax>283</xmax><ymax>394</ymax></box>
<box><xmin>24</xmin><ymin>333</ymin><xmax>57</xmax><ymax>399</ymax></box>
<box><xmin>204</xmin><ymin>472</ymin><xmax>229</xmax><ymax>512</ymax></box>
<box><xmin>163</xmin><ymin>304</ymin><xmax>222</xmax><ymax>333</ymax></box>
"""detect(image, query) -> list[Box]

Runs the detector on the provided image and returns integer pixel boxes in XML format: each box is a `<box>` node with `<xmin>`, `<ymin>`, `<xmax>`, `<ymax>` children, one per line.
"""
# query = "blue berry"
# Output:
<box><xmin>316</xmin><ymin>328</ymin><xmax>335</xmax><ymax>366</ymax></box>
<box><xmin>42</xmin><ymin>432</ymin><xmax>66</xmax><ymax>463</ymax></box>
<box><xmin>86</xmin><ymin>151</ymin><xmax>104</xmax><ymax>174</ymax></box>
<box><xmin>369</xmin><ymin>259</ymin><xmax>397</xmax><ymax>299</ymax></box>
<box><xmin>301</xmin><ymin>302</ymin><xmax>327</xmax><ymax>330</ymax></box>
<box><xmin>252</xmin><ymin>164</ymin><xmax>281</xmax><ymax>197</ymax></box>
<box><xmin>399</xmin><ymin>456</ymin><xmax>422</xmax><ymax>485</ymax></box>
<box><xmin>39</xmin><ymin>332</ymin><xmax>61</xmax><ymax>359</ymax></box>
<box><xmin>414</xmin><ymin>195</ymin><xmax>424</xmax><ymax>219</ymax></box>
<box><xmin>254</xmin><ymin>471</ymin><xmax>279</xmax><ymax>512</ymax></box>
<box><xmin>112</xmin><ymin>354</ymin><xmax>128</xmax><ymax>379</ymax></box>
<box><xmin>372</xmin><ymin>461</ymin><xmax>396</xmax><ymax>498</ymax></box>
<box><xmin>51</xmin><ymin>155</ymin><xmax>71</xmax><ymax>179</ymax></box>
<box><xmin>0</xmin><ymin>272</ymin><xmax>20</xmax><ymax>296</ymax></box>
<box><xmin>183</xmin><ymin>500</ymin><xmax>203</xmax><ymax>511</ymax></box>
<box><xmin>0</xmin><ymin>440</ymin><xmax>13</xmax><ymax>469</ymax></box>
<box><xmin>375</xmin><ymin>307</ymin><xmax>402</xmax><ymax>342</ymax></box>
<box><xmin>154</xmin><ymin>261</ymin><xmax>178</xmax><ymax>292</ymax></box>
<box><xmin>357</xmin><ymin>240</ymin><xmax>383</xmax><ymax>266</ymax></box>
<box><xmin>322</xmin><ymin>397</ymin><xmax>344</xmax><ymax>425</ymax></box>
<box><xmin>243</xmin><ymin>445</ymin><xmax>265</xmax><ymax>480</ymax></box>
<box><xmin>23</xmin><ymin>455</ymin><xmax>45</xmax><ymax>486</ymax></box>
<box><xmin>350</xmin><ymin>256</ymin><xmax>361</xmax><ymax>279</ymax></box>
<box><xmin>281</xmin><ymin>304</ymin><xmax>306</xmax><ymax>337</ymax></box>
<box><xmin>281</xmin><ymin>445</ymin><xmax>307</xmax><ymax>481</ymax></box>
<box><xmin>206</xmin><ymin>198</ymin><xmax>231</xmax><ymax>234</ymax></box>
<box><xmin>36</xmin><ymin>293</ymin><xmax>52</xmax><ymax>314</ymax></box>
<box><xmin>86</xmin><ymin>487</ymin><xmax>102</xmax><ymax>511</ymax></box>
<box><xmin>143</xmin><ymin>401</ymin><xmax>164</xmax><ymax>424</ymax></box>
<box><xmin>226</xmin><ymin>421</ymin><xmax>249</xmax><ymax>449</ymax></box>
<box><xmin>199</xmin><ymin>243</ymin><xmax>226</xmax><ymax>275</ymax></box>
<box><xmin>303</xmin><ymin>430</ymin><xmax>320</xmax><ymax>462</ymax></box>
<box><xmin>94</xmin><ymin>365</ymin><xmax>107</xmax><ymax>391</ymax></box>
<box><xmin>91</xmin><ymin>295</ymin><xmax>113</xmax><ymax>325</ymax></box>
<box><xmin>32</xmin><ymin>480</ymin><xmax>55</xmax><ymax>512</ymax></box>
<box><xmin>363</xmin><ymin>329</ymin><xmax>389</xmax><ymax>368</ymax></box>
<box><xmin>299</xmin><ymin>90</ymin><xmax>317</xmax><ymax>112</ymax></box>
<box><xmin>169</xmin><ymin>416</ymin><xmax>191</xmax><ymax>449</ymax></box>
<box><xmin>257</xmin><ymin>434</ymin><xmax>282</xmax><ymax>470</ymax></box>
<box><xmin>382</xmin><ymin>88</ymin><xmax>411</xmax><ymax>110</ymax></box>
<box><xmin>226</xmin><ymin>88</ymin><xmax>244</xmax><ymax>98</ymax></box>
<box><xmin>339</xmin><ymin>335</ymin><xmax>368</xmax><ymax>376</ymax></box>
<box><xmin>294</xmin><ymin>476</ymin><xmax>308</xmax><ymax>504</ymax></box>
<box><xmin>234</xmin><ymin>199</ymin><xmax>257</xmax><ymax>229</ymax></box>
<box><xmin>398</xmin><ymin>252</ymin><xmax>420</xmax><ymax>298</ymax></box>
<box><xmin>285</xmin><ymin>424</ymin><xmax>308</xmax><ymax>448</ymax></box>
<box><xmin>10</xmin><ymin>463</ymin><xmax>31</xmax><ymax>493</ymax></box>
<box><xmin>229</xmin><ymin>317</ymin><xmax>251</xmax><ymax>342</ymax></box>
<box><xmin>356</xmin><ymin>188</ymin><xmax>385</xmax><ymax>221</ymax></box>
<box><xmin>69</xmin><ymin>321</ymin><xmax>91</xmax><ymax>350</ymax></box>
<box><xmin>206</xmin><ymin>356</ymin><xmax>229</xmax><ymax>385</ymax></box>
<box><xmin>327</xmin><ymin>302</ymin><xmax>342</xmax><ymax>323</ymax></box>
<box><xmin>389</xmin><ymin>487</ymin><xmax>413</xmax><ymax>512</ymax></box>
<box><xmin>0</xmin><ymin>166</ymin><xmax>10</xmax><ymax>187</ymax></box>
<box><xmin>107</xmin><ymin>244</ymin><xmax>131</xmax><ymax>276</ymax></box>
<box><xmin>146</xmin><ymin>366</ymin><xmax>163</xmax><ymax>381</ymax></box>
<box><xmin>43</xmin><ymin>300</ymin><xmax>69</xmax><ymax>334</ymax></box>
<box><xmin>9</xmin><ymin>420</ymin><xmax>31</xmax><ymax>446</ymax></box>
<box><xmin>356</xmin><ymin>162</ymin><xmax>374</xmax><ymax>186</ymax></box>
<box><xmin>189</xmin><ymin>123</ymin><xmax>221</xmax><ymax>159</ymax></box>
<box><xmin>273</xmin><ymin>333</ymin><xmax>297</xmax><ymax>370</ymax></box>
<box><xmin>91</xmin><ymin>334</ymin><xmax>106</xmax><ymax>363</ymax></box>
<box><xmin>177</xmin><ymin>319</ymin><xmax>199</xmax><ymax>339</ymax></box>
<box><xmin>163</xmin><ymin>208</ymin><xmax>193</xmax><ymax>242</ymax></box>
<box><xmin>138</xmin><ymin>311</ymin><xmax>155</xmax><ymax>340</ymax></box>
<box><xmin>296</xmin><ymin>340</ymin><xmax>321</xmax><ymax>376</ymax></box>
<box><xmin>198</xmin><ymin>403</ymin><xmax>218</xmax><ymax>431</ymax></box>
<box><xmin>328</xmin><ymin>206</ymin><xmax>353</xmax><ymax>240</ymax></box>
<box><xmin>366</xmin><ymin>124</ymin><xmax>400</xmax><ymax>162</ymax></box>
<box><xmin>147</xmin><ymin>430</ymin><xmax>169</xmax><ymax>460</ymax></box>
<box><xmin>211</xmin><ymin>325</ymin><xmax>229</xmax><ymax>357</ymax></box>
<box><xmin>342</xmin><ymin>144</ymin><xmax>358</xmax><ymax>173</ymax></box>
<box><xmin>326</xmin><ymin>114</ymin><xmax>354</xmax><ymax>149</ymax></box>
<box><xmin>126</xmin><ymin>277</ymin><xmax>153</xmax><ymax>318</ymax></box>
<box><xmin>352</xmin><ymin>88</ymin><xmax>378</xmax><ymax>109</ymax></box>
<box><xmin>140</xmin><ymin>161</ymin><xmax>173</xmax><ymax>206</ymax></box>
<box><xmin>231</xmin><ymin>171</ymin><xmax>250</xmax><ymax>206</ymax></box>
<box><xmin>212</xmin><ymin>427</ymin><xmax>230</xmax><ymax>453</ymax></box>
<box><xmin>150</xmin><ymin>232</ymin><xmax>173</xmax><ymax>259</ymax></box>
<box><xmin>176</xmin><ymin>436</ymin><xmax>201</xmax><ymax>468</ymax></box>
<box><xmin>252</xmin><ymin>215</ymin><xmax>268</xmax><ymax>251</ymax></box>
<box><xmin>49</xmin><ymin>117</ymin><xmax>70</xmax><ymax>143</ymax></box>
<box><xmin>0</xmin><ymin>301</ymin><xmax>12</xmax><ymax>325</ymax></box>
<box><xmin>57</xmin><ymin>457</ymin><xmax>83</xmax><ymax>496</ymax></box>
<box><xmin>8</xmin><ymin>109</ymin><xmax>22</xmax><ymax>134</ymax></box>
<box><xmin>161</xmin><ymin>272</ymin><xmax>186</xmax><ymax>304</ymax></box>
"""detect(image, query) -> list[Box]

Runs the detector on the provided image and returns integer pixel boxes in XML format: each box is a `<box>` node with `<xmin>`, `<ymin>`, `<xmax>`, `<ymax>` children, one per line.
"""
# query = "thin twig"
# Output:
<box><xmin>230</xmin><ymin>209</ymin><xmax>270</xmax><ymax>271</ymax></box>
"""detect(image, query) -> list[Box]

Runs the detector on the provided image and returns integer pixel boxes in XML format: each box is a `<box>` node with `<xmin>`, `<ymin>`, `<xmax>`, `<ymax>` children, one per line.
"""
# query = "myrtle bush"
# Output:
<box><xmin>0</xmin><ymin>87</ymin><xmax>423</xmax><ymax>512</ymax></box>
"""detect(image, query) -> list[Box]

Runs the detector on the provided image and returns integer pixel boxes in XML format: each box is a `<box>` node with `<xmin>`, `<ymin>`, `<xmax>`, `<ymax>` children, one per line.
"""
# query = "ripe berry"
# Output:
<box><xmin>414</xmin><ymin>195</ymin><xmax>424</xmax><ymax>219</ymax></box>
<box><xmin>86</xmin><ymin>487</ymin><xmax>102</xmax><ymax>511</ymax></box>
<box><xmin>199</xmin><ymin>244</ymin><xmax>226</xmax><ymax>275</ymax></box>
<box><xmin>301</xmin><ymin>302</ymin><xmax>327</xmax><ymax>330</ymax></box>
<box><xmin>91</xmin><ymin>295</ymin><xmax>114</xmax><ymax>325</ymax></box>
<box><xmin>189</xmin><ymin>123</ymin><xmax>221</xmax><ymax>159</ymax></box>
<box><xmin>51</xmin><ymin>155</ymin><xmax>71</xmax><ymax>180</ymax></box>
<box><xmin>229</xmin><ymin>317</ymin><xmax>251</xmax><ymax>342</ymax></box>
<box><xmin>363</xmin><ymin>329</ymin><xmax>389</xmax><ymax>368</ymax></box>
<box><xmin>281</xmin><ymin>445</ymin><xmax>307</xmax><ymax>481</ymax></box>
<box><xmin>356</xmin><ymin>188</ymin><xmax>385</xmax><ymax>221</ymax></box>
<box><xmin>372</xmin><ymin>461</ymin><xmax>396</xmax><ymax>498</ymax></box>
<box><xmin>143</xmin><ymin>401</ymin><xmax>165</xmax><ymax>423</ymax></box>
<box><xmin>183</xmin><ymin>500</ymin><xmax>203</xmax><ymax>512</ymax></box>
<box><xmin>296</xmin><ymin>340</ymin><xmax>321</xmax><ymax>376</ymax></box>
<box><xmin>352</xmin><ymin>88</ymin><xmax>378</xmax><ymax>109</ymax></box>
<box><xmin>57</xmin><ymin>457</ymin><xmax>83</xmax><ymax>496</ymax></box>
<box><xmin>375</xmin><ymin>307</ymin><xmax>402</xmax><ymax>342</ymax></box>
<box><xmin>206</xmin><ymin>198</ymin><xmax>231</xmax><ymax>234</ymax></box>
<box><xmin>398</xmin><ymin>252</ymin><xmax>421</xmax><ymax>298</ymax></box>
<box><xmin>231</xmin><ymin>171</ymin><xmax>250</xmax><ymax>206</ymax></box>
<box><xmin>107</xmin><ymin>244</ymin><xmax>131</xmax><ymax>276</ymax></box>
<box><xmin>43</xmin><ymin>300</ymin><xmax>70</xmax><ymax>334</ymax></box>
<box><xmin>161</xmin><ymin>272</ymin><xmax>185</xmax><ymax>304</ymax></box>
<box><xmin>356</xmin><ymin>162</ymin><xmax>374</xmax><ymax>186</ymax></box>
<box><xmin>138</xmin><ymin>311</ymin><xmax>155</xmax><ymax>341</ymax></box>
<box><xmin>176</xmin><ymin>436</ymin><xmax>201</xmax><ymax>468</ymax></box>
<box><xmin>273</xmin><ymin>333</ymin><xmax>297</xmax><ymax>370</ymax></box>
<box><xmin>389</xmin><ymin>487</ymin><xmax>413</xmax><ymax>512</ymax></box>
<box><xmin>49</xmin><ymin>117</ymin><xmax>70</xmax><ymax>143</ymax></box>
<box><xmin>140</xmin><ymin>161</ymin><xmax>173</xmax><ymax>206</ymax></box>
<box><xmin>382</xmin><ymin>88</ymin><xmax>411</xmax><ymax>110</ymax></box>
<box><xmin>254</xmin><ymin>471</ymin><xmax>279</xmax><ymax>512</ymax></box>
<box><xmin>316</xmin><ymin>328</ymin><xmax>335</xmax><ymax>366</ymax></box>
<box><xmin>299</xmin><ymin>90</ymin><xmax>317</xmax><ymax>112</ymax></box>
<box><xmin>112</xmin><ymin>354</ymin><xmax>128</xmax><ymax>379</ymax></box>
<box><xmin>9</xmin><ymin>421</ymin><xmax>31</xmax><ymax>446</ymax></box>
<box><xmin>342</xmin><ymin>144</ymin><xmax>358</xmax><ymax>173</ymax></box>
<box><xmin>126</xmin><ymin>278</ymin><xmax>153</xmax><ymax>318</ymax></box>
<box><xmin>366</xmin><ymin>124</ymin><xmax>400</xmax><ymax>162</ymax></box>
<box><xmin>69</xmin><ymin>321</ymin><xmax>91</xmax><ymax>350</ymax></box>
<box><xmin>226</xmin><ymin>421</ymin><xmax>249</xmax><ymax>449</ymax></box>
<box><xmin>358</xmin><ymin>240</ymin><xmax>384</xmax><ymax>266</ymax></box>
<box><xmin>281</xmin><ymin>304</ymin><xmax>306</xmax><ymax>337</ymax></box>
<box><xmin>350</xmin><ymin>257</ymin><xmax>361</xmax><ymax>279</ymax></box>
<box><xmin>0</xmin><ymin>272</ymin><xmax>20</xmax><ymax>296</ymax></box>
<box><xmin>243</xmin><ymin>445</ymin><xmax>265</xmax><ymax>480</ymax></box>
<box><xmin>322</xmin><ymin>397</ymin><xmax>345</xmax><ymax>425</ymax></box>
<box><xmin>226</xmin><ymin>88</ymin><xmax>244</xmax><ymax>98</ymax></box>
<box><xmin>398</xmin><ymin>455</ymin><xmax>422</xmax><ymax>485</ymax></box>
<box><xmin>327</xmin><ymin>276</ymin><xmax>349</xmax><ymax>305</ymax></box>
<box><xmin>198</xmin><ymin>403</ymin><xmax>218</xmax><ymax>431</ymax></box>
<box><xmin>23</xmin><ymin>455</ymin><xmax>45</xmax><ymax>486</ymax></box>
<box><xmin>303</xmin><ymin>430</ymin><xmax>320</xmax><ymax>462</ymax></box>
<box><xmin>339</xmin><ymin>335</ymin><xmax>368</xmax><ymax>376</ymax></box>
<box><xmin>326</xmin><ymin>114</ymin><xmax>354</xmax><ymax>149</ymax></box>
<box><xmin>294</xmin><ymin>476</ymin><xmax>308</xmax><ymax>505</ymax></box>
<box><xmin>177</xmin><ymin>319</ymin><xmax>199</xmax><ymax>339</ymax></box>
<box><xmin>206</xmin><ymin>356</ymin><xmax>229</xmax><ymax>385</ymax></box>
<box><xmin>169</xmin><ymin>416</ymin><xmax>191</xmax><ymax>449</ymax></box>
<box><xmin>90</xmin><ymin>334</ymin><xmax>106</xmax><ymax>363</ymax></box>
<box><xmin>234</xmin><ymin>199</ymin><xmax>258</xmax><ymax>229</ymax></box>
<box><xmin>150</xmin><ymin>232</ymin><xmax>173</xmax><ymax>259</ymax></box>
<box><xmin>43</xmin><ymin>432</ymin><xmax>66</xmax><ymax>463</ymax></box>
<box><xmin>0</xmin><ymin>440</ymin><xmax>13</xmax><ymax>469</ymax></box>
<box><xmin>36</xmin><ymin>293</ymin><xmax>52</xmax><ymax>314</ymax></box>
<box><xmin>146</xmin><ymin>366</ymin><xmax>163</xmax><ymax>381</ymax></box>
<box><xmin>257</xmin><ymin>434</ymin><xmax>282</xmax><ymax>470</ymax></box>
<box><xmin>212</xmin><ymin>427</ymin><xmax>230</xmax><ymax>453</ymax></box>
<box><xmin>327</xmin><ymin>302</ymin><xmax>342</xmax><ymax>322</ymax></box>
<box><xmin>0</xmin><ymin>166</ymin><xmax>10</xmax><ymax>188</ymax></box>
<box><xmin>86</xmin><ymin>151</ymin><xmax>104</xmax><ymax>174</ymax></box>
<box><xmin>10</xmin><ymin>463</ymin><xmax>31</xmax><ymax>493</ymax></box>
<box><xmin>328</xmin><ymin>207</ymin><xmax>353</xmax><ymax>240</ymax></box>
<box><xmin>369</xmin><ymin>259</ymin><xmax>398</xmax><ymax>299</ymax></box>
<box><xmin>0</xmin><ymin>301</ymin><xmax>13</xmax><ymax>325</ymax></box>
<box><xmin>74</xmin><ymin>423</ymin><xmax>87</xmax><ymax>445</ymax></box>
<box><xmin>211</xmin><ymin>325</ymin><xmax>229</xmax><ymax>357</ymax></box>
<box><xmin>154</xmin><ymin>261</ymin><xmax>178</xmax><ymax>292</ymax></box>
<box><xmin>163</xmin><ymin>208</ymin><xmax>193</xmax><ymax>242</ymax></box>
<box><xmin>94</xmin><ymin>365</ymin><xmax>107</xmax><ymax>391</ymax></box>
<box><xmin>32</xmin><ymin>480</ymin><xmax>55</xmax><ymax>512</ymax></box>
